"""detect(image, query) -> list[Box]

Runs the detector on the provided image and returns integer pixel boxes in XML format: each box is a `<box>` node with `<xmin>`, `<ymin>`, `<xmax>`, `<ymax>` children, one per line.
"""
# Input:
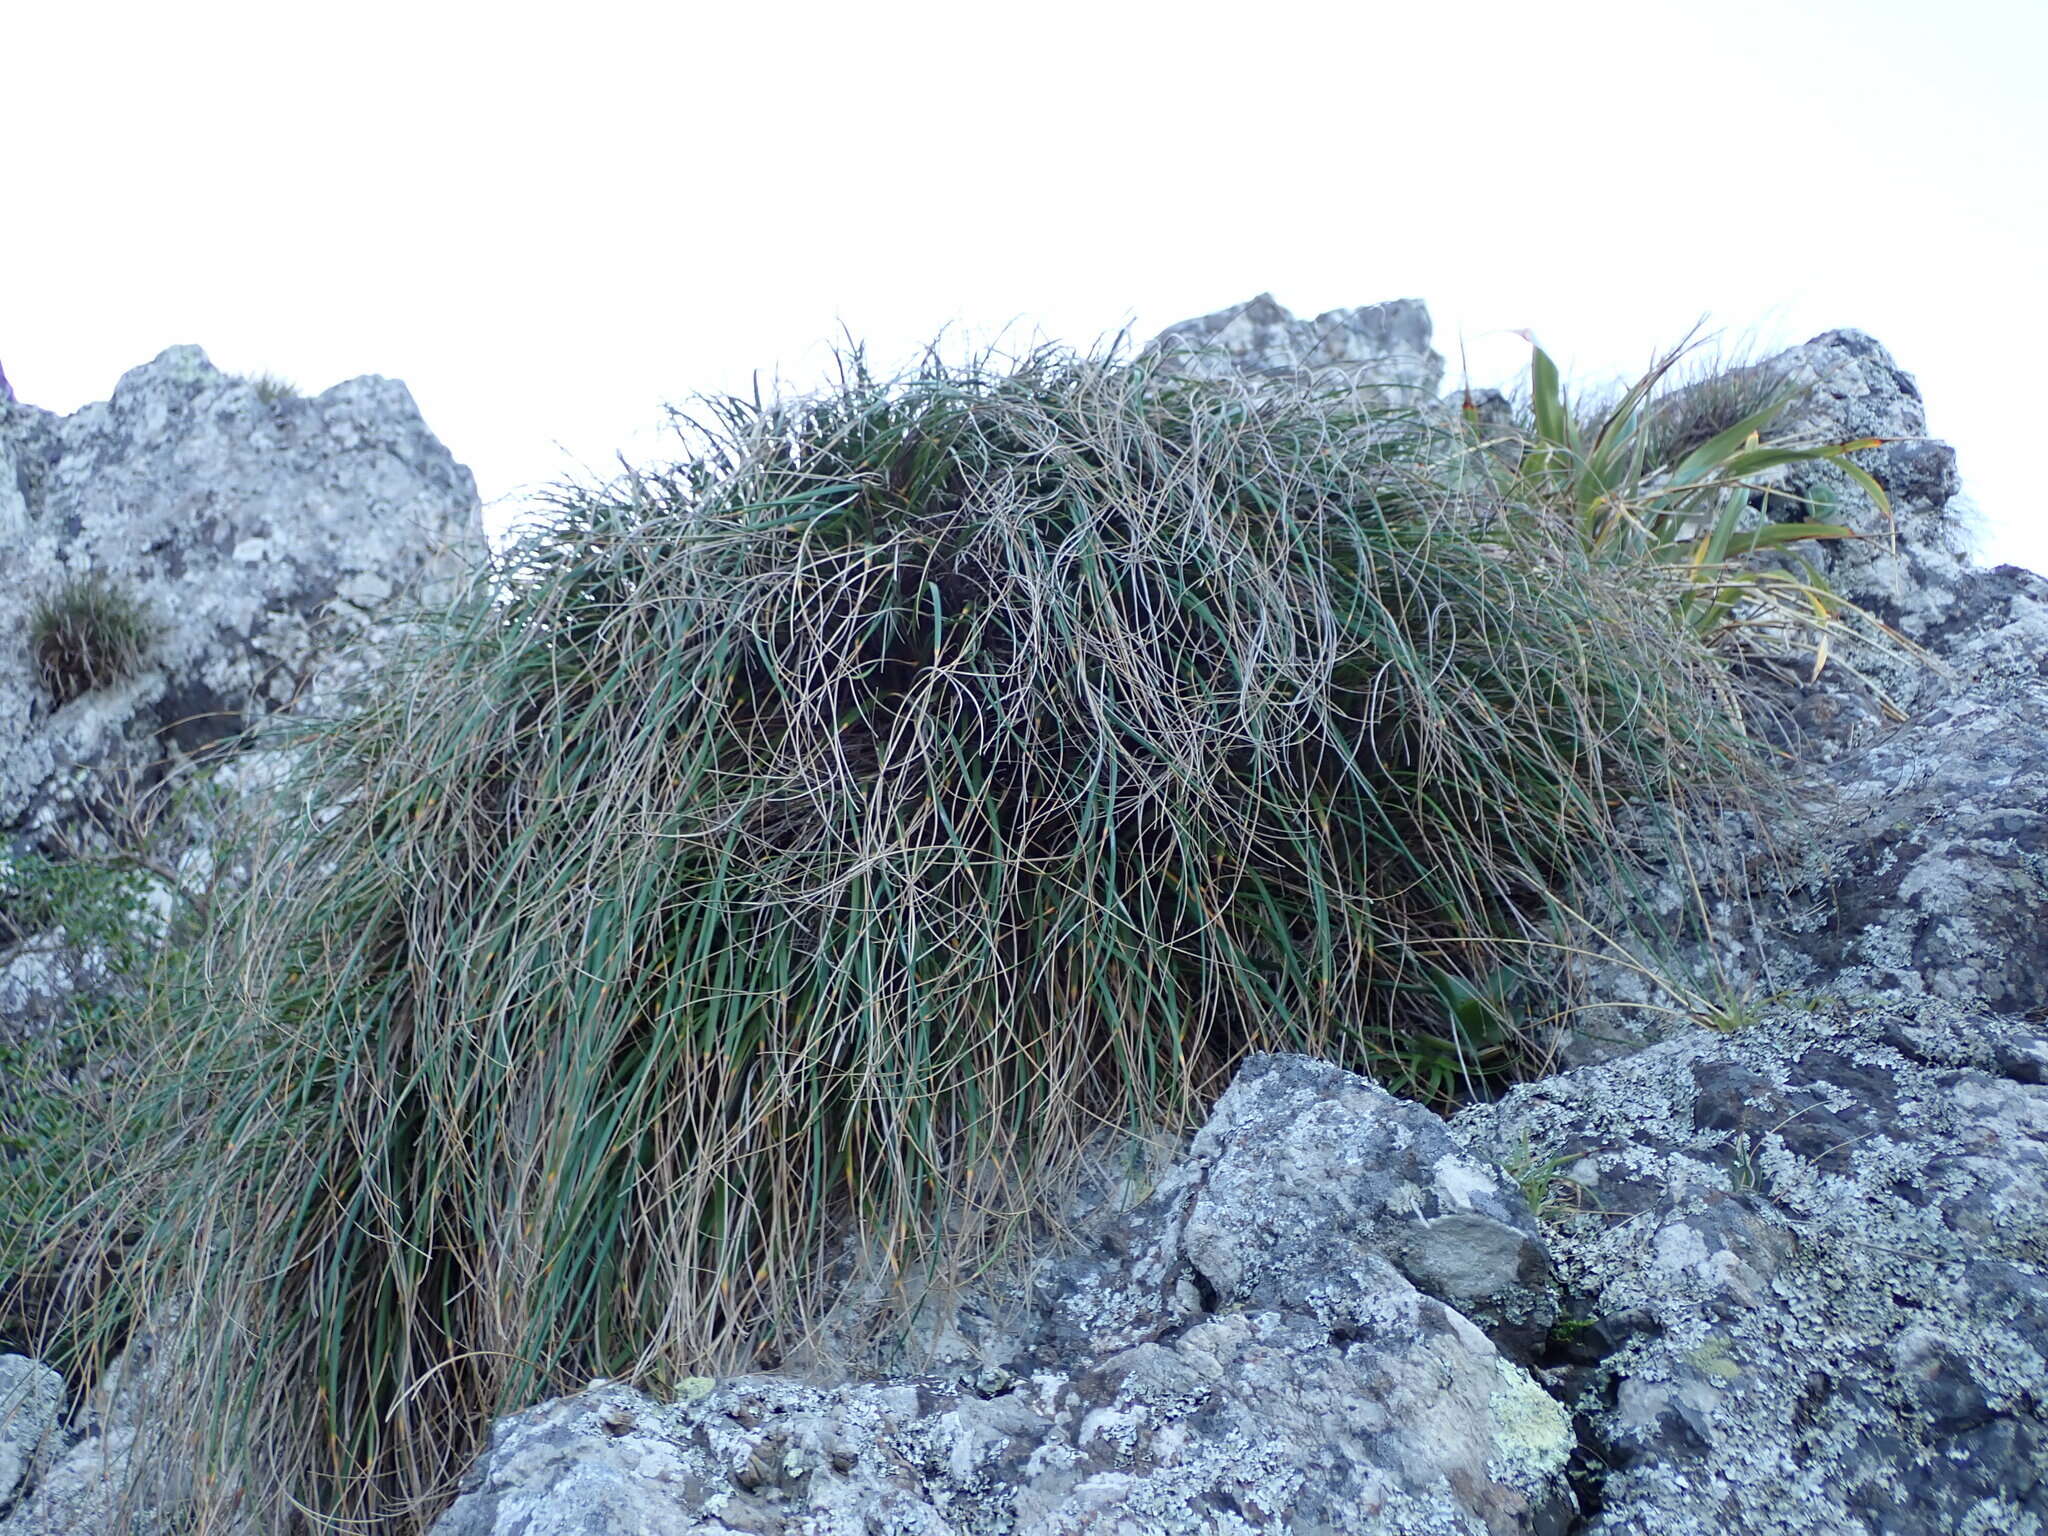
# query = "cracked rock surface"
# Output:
<box><xmin>1460</xmin><ymin>997</ymin><xmax>2048</xmax><ymax>1536</ymax></box>
<box><xmin>431</xmin><ymin>1055</ymin><xmax>1580</xmax><ymax>1536</ymax></box>
<box><xmin>1</xmin><ymin>346</ymin><xmax>486</xmax><ymax>1032</ymax></box>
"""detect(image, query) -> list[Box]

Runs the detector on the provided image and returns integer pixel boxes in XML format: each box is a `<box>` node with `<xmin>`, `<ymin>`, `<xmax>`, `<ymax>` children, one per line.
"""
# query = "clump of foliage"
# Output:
<box><xmin>28</xmin><ymin>573</ymin><xmax>155</xmax><ymax>706</ymax></box>
<box><xmin>1459</xmin><ymin>332</ymin><xmax>1892</xmax><ymax>649</ymax></box>
<box><xmin>49</xmin><ymin>345</ymin><xmax>1764</xmax><ymax>1532</ymax></box>
<box><xmin>246</xmin><ymin>372</ymin><xmax>300</xmax><ymax>405</ymax></box>
<box><xmin>0</xmin><ymin>850</ymin><xmax>161</xmax><ymax>1368</ymax></box>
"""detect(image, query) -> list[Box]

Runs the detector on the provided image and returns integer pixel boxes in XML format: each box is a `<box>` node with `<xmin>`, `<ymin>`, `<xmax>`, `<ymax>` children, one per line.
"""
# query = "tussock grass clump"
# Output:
<box><xmin>246</xmin><ymin>372</ymin><xmax>300</xmax><ymax>405</ymax></box>
<box><xmin>28</xmin><ymin>572</ymin><xmax>154</xmax><ymax>706</ymax></box>
<box><xmin>56</xmin><ymin>346</ymin><xmax>1759</xmax><ymax>1531</ymax></box>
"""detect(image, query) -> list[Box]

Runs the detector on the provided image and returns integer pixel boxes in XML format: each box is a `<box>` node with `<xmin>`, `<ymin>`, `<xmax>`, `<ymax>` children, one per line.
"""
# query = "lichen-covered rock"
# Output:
<box><xmin>1024</xmin><ymin>1054</ymin><xmax>1556</xmax><ymax>1366</ymax></box>
<box><xmin>0</xmin><ymin>346</ymin><xmax>486</xmax><ymax>1532</ymax></box>
<box><xmin>1</xmin><ymin>345</ymin><xmax>484</xmax><ymax>827</ymax></box>
<box><xmin>0</xmin><ymin>1356</ymin><xmax>61</xmax><ymax>1517</ymax></box>
<box><xmin>1785</xmin><ymin>678</ymin><xmax>2048</xmax><ymax>1017</ymax></box>
<box><xmin>1144</xmin><ymin>292</ymin><xmax>1444</xmax><ymax>404</ymax></box>
<box><xmin>434</xmin><ymin>1306</ymin><xmax>1575</xmax><ymax>1536</ymax></box>
<box><xmin>0</xmin><ymin>345</ymin><xmax>486</xmax><ymax>1029</ymax></box>
<box><xmin>1760</xmin><ymin>330</ymin><xmax>1979</xmax><ymax>652</ymax></box>
<box><xmin>0</xmin><ymin>1345</ymin><xmax>203</xmax><ymax>1536</ymax></box>
<box><xmin>1558</xmin><ymin>554</ymin><xmax>2048</xmax><ymax>1060</ymax></box>
<box><xmin>430</xmin><ymin>1054</ymin><xmax>1578</xmax><ymax>1536</ymax></box>
<box><xmin>436</xmin><ymin>994</ymin><xmax>2048</xmax><ymax>1535</ymax></box>
<box><xmin>1459</xmin><ymin>997</ymin><xmax>2048</xmax><ymax>1536</ymax></box>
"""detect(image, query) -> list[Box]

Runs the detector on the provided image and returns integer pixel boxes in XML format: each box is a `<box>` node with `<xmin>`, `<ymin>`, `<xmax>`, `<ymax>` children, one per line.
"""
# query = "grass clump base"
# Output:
<box><xmin>28</xmin><ymin>572</ymin><xmax>155</xmax><ymax>706</ymax></box>
<box><xmin>45</xmin><ymin>344</ymin><xmax>1760</xmax><ymax>1532</ymax></box>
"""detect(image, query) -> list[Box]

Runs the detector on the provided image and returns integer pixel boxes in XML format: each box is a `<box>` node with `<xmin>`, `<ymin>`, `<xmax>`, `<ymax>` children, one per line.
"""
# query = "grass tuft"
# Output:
<box><xmin>28</xmin><ymin>573</ymin><xmax>155</xmax><ymax>706</ymax></box>
<box><xmin>43</xmin><ymin>342</ymin><xmax>1762</xmax><ymax>1532</ymax></box>
<box><xmin>246</xmin><ymin>372</ymin><xmax>300</xmax><ymax>405</ymax></box>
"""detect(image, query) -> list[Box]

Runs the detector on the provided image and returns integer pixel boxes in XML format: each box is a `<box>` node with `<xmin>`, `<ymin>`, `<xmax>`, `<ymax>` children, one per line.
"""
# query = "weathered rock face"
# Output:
<box><xmin>1143</xmin><ymin>292</ymin><xmax>1445</xmax><ymax>404</ymax></box>
<box><xmin>2</xmin><ymin>346</ymin><xmax>484</xmax><ymax>835</ymax></box>
<box><xmin>1757</xmin><ymin>329</ymin><xmax>1978</xmax><ymax>654</ymax></box>
<box><xmin>0</xmin><ymin>1356</ymin><xmax>62</xmax><ymax>1522</ymax></box>
<box><xmin>1460</xmin><ymin>998</ymin><xmax>2048</xmax><ymax>1536</ymax></box>
<box><xmin>432</xmin><ymin>1057</ymin><xmax>1580</xmax><ymax>1536</ymax></box>
<box><xmin>0</xmin><ymin>346</ymin><xmax>486</xmax><ymax>1031</ymax></box>
<box><xmin>1019</xmin><ymin>1056</ymin><xmax>1558</xmax><ymax>1370</ymax></box>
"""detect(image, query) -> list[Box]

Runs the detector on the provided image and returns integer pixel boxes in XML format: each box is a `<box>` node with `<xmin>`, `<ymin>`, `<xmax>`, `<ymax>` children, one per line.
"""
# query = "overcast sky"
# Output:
<box><xmin>9</xmin><ymin>1</ymin><xmax>2044</xmax><ymax>568</ymax></box>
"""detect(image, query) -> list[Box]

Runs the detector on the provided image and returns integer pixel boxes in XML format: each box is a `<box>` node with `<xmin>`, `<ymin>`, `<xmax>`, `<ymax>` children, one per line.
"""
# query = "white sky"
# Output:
<box><xmin>8</xmin><ymin>0</ymin><xmax>2044</xmax><ymax>568</ymax></box>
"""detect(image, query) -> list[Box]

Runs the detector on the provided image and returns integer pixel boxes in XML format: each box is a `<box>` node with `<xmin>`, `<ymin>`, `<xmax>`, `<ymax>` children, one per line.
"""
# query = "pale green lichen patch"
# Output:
<box><xmin>1487</xmin><ymin>1359</ymin><xmax>1572</xmax><ymax>1483</ymax></box>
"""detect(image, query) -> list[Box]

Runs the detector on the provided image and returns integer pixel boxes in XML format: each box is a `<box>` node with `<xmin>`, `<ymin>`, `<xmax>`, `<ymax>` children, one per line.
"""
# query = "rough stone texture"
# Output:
<box><xmin>432</xmin><ymin>996</ymin><xmax>2048</xmax><ymax>1536</ymax></box>
<box><xmin>432</xmin><ymin>1058</ymin><xmax>1578</xmax><ymax>1536</ymax></box>
<box><xmin>1458</xmin><ymin>997</ymin><xmax>2048</xmax><ymax>1536</ymax></box>
<box><xmin>1144</xmin><ymin>292</ymin><xmax>1445</xmax><ymax>404</ymax></box>
<box><xmin>1020</xmin><ymin>1055</ymin><xmax>1557</xmax><ymax>1368</ymax></box>
<box><xmin>1</xmin><ymin>345</ymin><xmax>484</xmax><ymax>837</ymax></box>
<box><xmin>0</xmin><ymin>346</ymin><xmax>486</xmax><ymax>1034</ymax></box>
<box><xmin>1785</xmin><ymin>671</ymin><xmax>2048</xmax><ymax>1017</ymax></box>
<box><xmin>0</xmin><ymin>1357</ymin><xmax>61</xmax><ymax>1518</ymax></box>
<box><xmin>0</xmin><ymin>1345</ymin><xmax>201</xmax><ymax>1536</ymax></box>
<box><xmin>1551</xmin><ymin>551</ymin><xmax>2048</xmax><ymax>1066</ymax></box>
<box><xmin>1760</xmin><ymin>330</ymin><xmax>1980</xmax><ymax>659</ymax></box>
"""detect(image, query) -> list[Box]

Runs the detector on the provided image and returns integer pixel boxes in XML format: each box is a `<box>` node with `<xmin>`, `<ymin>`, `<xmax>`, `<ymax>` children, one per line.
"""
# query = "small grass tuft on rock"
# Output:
<box><xmin>246</xmin><ymin>371</ymin><xmax>300</xmax><ymax>405</ymax></box>
<box><xmin>28</xmin><ymin>573</ymin><xmax>155</xmax><ymax>706</ymax></box>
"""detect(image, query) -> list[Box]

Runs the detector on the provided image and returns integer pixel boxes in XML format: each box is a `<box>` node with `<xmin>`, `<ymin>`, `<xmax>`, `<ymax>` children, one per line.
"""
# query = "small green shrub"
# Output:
<box><xmin>28</xmin><ymin>573</ymin><xmax>155</xmax><ymax>706</ymax></box>
<box><xmin>52</xmin><ymin>343</ymin><xmax>1766</xmax><ymax>1532</ymax></box>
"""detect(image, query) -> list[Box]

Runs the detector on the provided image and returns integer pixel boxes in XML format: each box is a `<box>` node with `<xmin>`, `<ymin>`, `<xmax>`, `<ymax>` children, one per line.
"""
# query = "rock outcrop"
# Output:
<box><xmin>1143</xmin><ymin>292</ymin><xmax>1444</xmax><ymax>404</ymax></box>
<box><xmin>7</xmin><ymin>305</ymin><xmax>2046</xmax><ymax>1536</ymax></box>
<box><xmin>426</xmin><ymin>990</ymin><xmax>2048</xmax><ymax>1536</ymax></box>
<box><xmin>433</xmin><ymin>1057</ymin><xmax>1582</xmax><ymax>1536</ymax></box>
<box><xmin>414</xmin><ymin>302</ymin><xmax>2048</xmax><ymax>1536</ymax></box>
<box><xmin>0</xmin><ymin>346</ymin><xmax>487</xmax><ymax>1030</ymax></box>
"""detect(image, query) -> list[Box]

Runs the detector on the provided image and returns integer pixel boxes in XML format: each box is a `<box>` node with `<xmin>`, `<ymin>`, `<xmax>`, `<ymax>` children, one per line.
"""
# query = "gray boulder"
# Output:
<box><xmin>1144</xmin><ymin>292</ymin><xmax>1445</xmax><ymax>404</ymax></box>
<box><xmin>0</xmin><ymin>1356</ymin><xmax>61</xmax><ymax>1519</ymax></box>
<box><xmin>0</xmin><ymin>346</ymin><xmax>487</xmax><ymax>1531</ymax></box>
<box><xmin>1760</xmin><ymin>329</ymin><xmax>1978</xmax><ymax>654</ymax></box>
<box><xmin>1784</xmin><ymin>669</ymin><xmax>2048</xmax><ymax>1018</ymax></box>
<box><xmin>2</xmin><ymin>344</ymin><xmax>484</xmax><ymax>837</ymax></box>
<box><xmin>1459</xmin><ymin>997</ymin><xmax>2048</xmax><ymax>1536</ymax></box>
<box><xmin>434</xmin><ymin>992</ymin><xmax>2048</xmax><ymax>1535</ymax></box>
<box><xmin>1</xmin><ymin>345</ymin><xmax>486</xmax><ymax>1033</ymax></box>
<box><xmin>1023</xmin><ymin>1054</ymin><xmax>1556</xmax><ymax>1366</ymax></box>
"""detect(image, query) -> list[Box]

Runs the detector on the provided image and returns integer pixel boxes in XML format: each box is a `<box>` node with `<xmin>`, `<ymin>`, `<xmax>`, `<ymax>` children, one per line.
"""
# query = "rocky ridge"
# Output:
<box><xmin>4</xmin><ymin>300</ymin><xmax>2045</xmax><ymax>1535</ymax></box>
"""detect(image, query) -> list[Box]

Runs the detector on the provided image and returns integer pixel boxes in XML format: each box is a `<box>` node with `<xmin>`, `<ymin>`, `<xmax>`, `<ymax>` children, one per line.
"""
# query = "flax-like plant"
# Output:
<box><xmin>1461</xmin><ymin>333</ymin><xmax>1894</xmax><ymax>649</ymax></box>
<box><xmin>50</xmin><ymin>345</ymin><xmax>1762</xmax><ymax>1533</ymax></box>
